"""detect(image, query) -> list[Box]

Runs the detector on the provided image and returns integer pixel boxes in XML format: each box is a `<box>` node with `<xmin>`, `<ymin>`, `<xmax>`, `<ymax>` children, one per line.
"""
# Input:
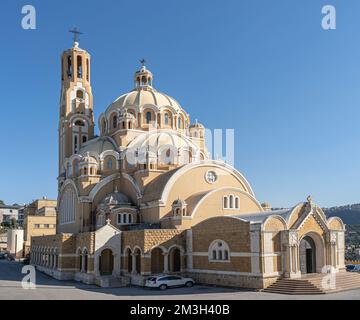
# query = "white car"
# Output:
<box><xmin>145</xmin><ymin>275</ymin><xmax>195</xmax><ymax>290</ymax></box>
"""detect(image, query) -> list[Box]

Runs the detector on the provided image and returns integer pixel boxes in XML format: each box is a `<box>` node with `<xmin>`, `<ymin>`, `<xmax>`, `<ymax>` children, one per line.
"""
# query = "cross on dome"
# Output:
<box><xmin>140</xmin><ymin>59</ymin><xmax>146</xmax><ymax>67</ymax></box>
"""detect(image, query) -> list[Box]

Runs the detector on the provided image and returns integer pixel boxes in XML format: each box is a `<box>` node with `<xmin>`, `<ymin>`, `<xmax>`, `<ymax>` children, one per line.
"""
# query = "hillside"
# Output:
<box><xmin>324</xmin><ymin>204</ymin><xmax>360</xmax><ymax>225</ymax></box>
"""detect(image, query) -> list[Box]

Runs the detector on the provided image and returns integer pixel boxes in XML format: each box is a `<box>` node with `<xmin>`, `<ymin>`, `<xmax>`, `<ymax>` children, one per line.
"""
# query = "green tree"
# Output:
<box><xmin>0</xmin><ymin>200</ymin><xmax>4</xmax><ymax>205</ymax></box>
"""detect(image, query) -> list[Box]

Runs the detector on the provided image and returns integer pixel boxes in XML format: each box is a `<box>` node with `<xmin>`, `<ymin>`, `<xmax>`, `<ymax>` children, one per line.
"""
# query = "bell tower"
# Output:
<box><xmin>58</xmin><ymin>28</ymin><xmax>94</xmax><ymax>187</ymax></box>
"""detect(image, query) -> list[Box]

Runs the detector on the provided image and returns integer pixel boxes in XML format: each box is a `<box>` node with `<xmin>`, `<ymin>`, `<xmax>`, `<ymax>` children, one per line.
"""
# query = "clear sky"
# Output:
<box><xmin>0</xmin><ymin>0</ymin><xmax>359</xmax><ymax>208</ymax></box>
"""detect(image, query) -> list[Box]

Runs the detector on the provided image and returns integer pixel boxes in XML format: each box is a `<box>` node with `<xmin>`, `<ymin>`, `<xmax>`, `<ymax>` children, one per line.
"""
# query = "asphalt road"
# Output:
<box><xmin>0</xmin><ymin>260</ymin><xmax>359</xmax><ymax>300</ymax></box>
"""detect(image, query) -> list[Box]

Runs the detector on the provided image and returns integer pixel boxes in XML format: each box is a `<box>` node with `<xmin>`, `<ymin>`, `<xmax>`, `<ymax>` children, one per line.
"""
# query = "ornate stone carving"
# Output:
<box><xmin>289</xmin><ymin>232</ymin><xmax>298</xmax><ymax>246</ymax></box>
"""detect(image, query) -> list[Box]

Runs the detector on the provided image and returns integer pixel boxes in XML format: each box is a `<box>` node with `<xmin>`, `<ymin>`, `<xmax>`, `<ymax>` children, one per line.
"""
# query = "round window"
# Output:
<box><xmin>205</xmin><ymin>170</ymin><xmax>217</xmax><ymax>184</ymax></box>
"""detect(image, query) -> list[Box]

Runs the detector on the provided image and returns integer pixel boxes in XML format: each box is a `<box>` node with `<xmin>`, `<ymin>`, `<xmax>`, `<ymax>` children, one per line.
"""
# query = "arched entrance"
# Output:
<box><xmin>169</xmin><ymin>247</ymin><xmax>181</xmax><ymax>272</ymax></box>
<box><xmin>299</xmin><ymin>236</ymin><xmax>316</xmax><ymax>273</ymax></box>
<box><xmin>99</xmin><ymin>248</ymin><xmax>114</xmax><ymax>275</ymax></box>
<box><xmin>151</xmin><ymin>247</ymin><xmax>164</xmax><ymax>274</ymax></box>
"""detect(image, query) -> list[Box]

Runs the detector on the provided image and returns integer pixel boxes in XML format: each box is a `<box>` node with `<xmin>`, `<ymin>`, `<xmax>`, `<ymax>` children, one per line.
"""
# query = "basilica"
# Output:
<box><xmin>30</xmin><ymin>38</ymin><xmax>346</xmax><ymax>290</ymax></box>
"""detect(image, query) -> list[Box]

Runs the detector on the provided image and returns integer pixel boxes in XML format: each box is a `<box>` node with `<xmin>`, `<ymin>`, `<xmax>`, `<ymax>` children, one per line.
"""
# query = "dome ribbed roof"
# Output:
<box><xmin>106</xmin><ymin>87</ymin><xmax>185</xmax><ymax>117</ymax></box>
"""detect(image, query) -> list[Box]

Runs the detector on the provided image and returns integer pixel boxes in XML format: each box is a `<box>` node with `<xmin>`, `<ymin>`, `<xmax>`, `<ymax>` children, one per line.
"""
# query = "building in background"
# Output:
<box><xmin>0</xmin><ymin>233</ymin><xmax>7</xmax><ymax>252</ymax></box>
<box><xmin>17</xmin><ymin>206</ymin><xmax>25</xmax><ymax>227</ymax></box>
<box><xmin>23</xmin><ymin>199</ymin><xmax>57</xmax><ymax>256</ymax></box>
<box><xmin>7</xmin><ymin>229</ymin><xmax>24</xmax><ymax>258</ymax></box>
<box><xmin>0</xmin><ymin>204</ymin><xmax>21</xmax><ymax>224</ymax></box>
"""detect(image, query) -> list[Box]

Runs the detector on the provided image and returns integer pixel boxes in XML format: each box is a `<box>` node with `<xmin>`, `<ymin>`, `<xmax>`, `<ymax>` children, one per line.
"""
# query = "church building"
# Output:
<box><xmin>30</xmin><ymin>36</ymin><xmax>347</xmax><ymax>290</ymax></box>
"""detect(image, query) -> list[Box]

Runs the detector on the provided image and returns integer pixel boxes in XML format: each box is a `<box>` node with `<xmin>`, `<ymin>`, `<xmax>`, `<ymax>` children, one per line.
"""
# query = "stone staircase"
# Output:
<box><xmin>95</xmin><ymin>275</ymin><xmax>130</xmax><ymax>288</ymax></box>
<box><xmin>263</xmin><ymin>272</ymin><xmax>360</xmax><ymax>295</ymax></box>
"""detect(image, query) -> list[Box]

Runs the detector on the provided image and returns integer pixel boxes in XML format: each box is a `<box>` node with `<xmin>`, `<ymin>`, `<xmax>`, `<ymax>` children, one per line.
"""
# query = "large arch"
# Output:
<box><xmin>159</xmin><ymin>161</ymin><xmax>256</xmax><ymax>204</ymax></box>
<box><xmin>150</xmin><ymin>247</ymin><xmax>165</xmax><ymax>274</ymax></box>
<box><xmin>99</xmin><ymin>248</ymin><xmax>114</xmax><ymax>275</ymax></box>
<box><xmin>299</xmin><ymin>232</ymin><xmax>326</xmax><ymax>273</ymax></box>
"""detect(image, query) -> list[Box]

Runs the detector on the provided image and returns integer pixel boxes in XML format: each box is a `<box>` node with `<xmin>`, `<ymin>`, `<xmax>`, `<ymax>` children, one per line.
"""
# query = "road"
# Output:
<box><xmin>0</xmin><ymin>260</ymin><xmax>359</xmax><ymax>300</ymax></box>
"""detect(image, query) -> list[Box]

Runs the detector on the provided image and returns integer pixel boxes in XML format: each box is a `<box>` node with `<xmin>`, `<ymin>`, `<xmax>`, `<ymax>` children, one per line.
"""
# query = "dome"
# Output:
<box><xmin>190</xmin><ymin>120</ymin><xmax>204</xmax><ymax>129</ymax></box>
<box><xmin>101</xmin><ymin>188</ymin><xmax>131</xmax><ymax>206</ymax></box>
<box><xmin>172</xmin><ymin>198</ymin><xmax>187</xmax><ymax>207</ymax></box>
<box><xmin>79</xmin><ymin>137</ymin><xmax>116</xmax><ymax>156</ymax></box>
<box><xmin>119</xmin><ymin>109</ymin><xmax>136</xmax><ymax>120</ymax></box>
<box><xmin>106</xmin><ymin>87</ymin><xmax>185</xmax><ymax>116</ymax></box>
<box><xmin>82</xmin><ymin>152</ymin><xmax>97</xmax><ymax>164</ymax></box>
<box><xmin>105</xmin><ymin>64</ymin><xmax>187</xmax><ymax>118</ymax></box>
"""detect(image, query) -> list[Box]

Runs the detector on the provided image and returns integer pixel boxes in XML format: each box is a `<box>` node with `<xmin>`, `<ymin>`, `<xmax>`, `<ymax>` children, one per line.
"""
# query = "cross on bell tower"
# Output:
<box><xmin>69</xmin><ymin>27</ymin><xmax>83</xmax><ymax>46</ymax></box>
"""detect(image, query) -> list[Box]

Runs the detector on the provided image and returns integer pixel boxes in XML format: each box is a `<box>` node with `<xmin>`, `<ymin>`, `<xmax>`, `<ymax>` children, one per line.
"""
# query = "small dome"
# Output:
<box><xmin>101</xmin><ymin>188</ymin><xmax>131</xmax><ymax>206</ymax></box>
<box><xmin>79</xmin><ymin>137</ymin><xmax>116</xmax><ymax>156</ymax></box>
<box><xmin>82</xmin><ymin>152</ymin><xmax>97</xmax><ymax>164</ymax></box>
<box><xmin>190</xmin><ymin>121</ymin><xmax>204</xmax><ymax>129</ymax></box>
<box><xmin>119</xmin><ymin>109</ymin><xmax>136</xmax><ymax>120</ymax></box>
<box><xmin>172</xmin><ymin>198</ymin><xmax>187</xmax><ymax>207</ymax></box>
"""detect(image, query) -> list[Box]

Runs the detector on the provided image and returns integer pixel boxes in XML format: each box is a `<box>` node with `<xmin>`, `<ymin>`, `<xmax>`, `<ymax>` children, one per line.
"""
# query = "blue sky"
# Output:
<box><xmin>0</xmin><ymin>0</ymin><xmax>359</xmax><ymax>208</ymax></box>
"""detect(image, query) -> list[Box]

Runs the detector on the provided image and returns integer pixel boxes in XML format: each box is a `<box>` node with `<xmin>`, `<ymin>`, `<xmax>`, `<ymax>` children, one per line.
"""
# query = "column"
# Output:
<box><xmin>131</xmin><ymin>253</ymin><xmax>137</xmax><ymax>274</ymax></box>
<box><xmin>163</xmin><ymin>252</ymin><xmax>169</xmax><ymax>273</ymax></box>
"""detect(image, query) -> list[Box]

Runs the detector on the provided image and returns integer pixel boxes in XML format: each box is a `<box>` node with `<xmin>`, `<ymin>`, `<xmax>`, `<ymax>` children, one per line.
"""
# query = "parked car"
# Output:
<box><xmin>346</xmin><ymin>264</ymin><xmax>355</xmax><ymax>272</ymax></box>
<box><xmin>6</xmin><ymin>254</ymin><xmax>15</xmax><ymax>261</ymax></box>
<box><xmin>348</xmin><ymin>265</ymin><xmax>360</xmax><ymax>273</ymax></box>
<box><xmin>145</xmin><ymin>275</ymin><xmax>195</xmax><ymax>290</ymax></box>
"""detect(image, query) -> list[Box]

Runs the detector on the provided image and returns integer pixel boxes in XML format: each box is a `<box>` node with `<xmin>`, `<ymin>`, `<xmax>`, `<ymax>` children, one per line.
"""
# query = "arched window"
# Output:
<box><xmin>82</xmin><ymin>136</ymin><xmax>87</xmax><ymax>143</ymax></box>
<box><xmin>164</xmin><ymin>113</ymin><xmax>169</xmax><ymax>126</ymax></box>
<box><xmin>75</xmin><ymin>120</ymin><xmax>85</xmax><ymax>126</ymax></box>
<box><xmin>76</xmin><ymin>90</ymin><xmax>84</xmax><ymax>99</ymax></box>
<box><xmin>59</xmin><ymin>187</ymin><xmax>76</xmax><ymax>224</ymax></box>
<box><xmin>178</xmin><ymin>117</ymin><xmax>182</xmax><ymax>129</ymax></box>
<box><xmin>83</xmin><ymin>167</ymin><xmax>87</xmax><ymax>175</ymax></box>
<box><xmin>67</xmin><ymin>55</ymin><xmax>72</xmax><ymax>78</ymax></box>
<box><xmin>112</xmin><ymin>115</ymin><xmax>117</xmax><ymax>129</ymax></box>
<box><xmin>229</xmin><ymin>195</ymin><xmax>234</xmax><ymax>209</ymax></box>
<box><xmin>107</xmin><ymin>158</ymin><xmax>113</xmax><ymax>170</ymax></box>
<box><xmin>146</xmin><ymin>111</ymin><xmax>152</xmax><ymax>124</ymax></box>
<box><xmin>86</xmin><ymin>59</ymin><xmax>89</xmax><ymax>81</ymax></box>
<box><xmin>74</xmin><ymin>136</ymin><xmax>78</xmax><ymax>154</ymax></box>
<box><xmin>235</xmin><ymin>197</ymin><xmax>239</xmax><ymax>209</ymax></box>
<box><xmin>77</xmin><ymin>56</ymin><xmax>83</xmax><ymax>78</ymax></box>
<box><xmin>223</xmin><ymin>196</ymin><xmax>228</xmax><ymax>209</ymax></box>
<box><xmin>208</xmin><ymin>240</ymin><xmax>230</xmax><ymax>262</ymax></box>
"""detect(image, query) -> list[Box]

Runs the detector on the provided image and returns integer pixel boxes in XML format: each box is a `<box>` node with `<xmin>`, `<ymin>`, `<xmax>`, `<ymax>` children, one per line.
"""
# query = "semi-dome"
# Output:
<box><xmin>126</xmin><ymin>130</ymin><xmax>201</xmax><ymax>153</ymax></box>
<box><xmin>101</xmin><ymin>187</ymin><xmax>131</xmax><ymax>206</ymax></box>
<box><xmin>79</xmin><ymin>136</ymin><xmax>117</xmax><ymax>156</ymax></box>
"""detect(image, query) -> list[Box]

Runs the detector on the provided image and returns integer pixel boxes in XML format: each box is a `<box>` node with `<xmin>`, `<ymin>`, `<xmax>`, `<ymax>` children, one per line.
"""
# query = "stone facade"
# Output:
<box><xmin>30</xmin><ymin>39</ymin><xmax>346</xmax><ymax>289</ymax></box>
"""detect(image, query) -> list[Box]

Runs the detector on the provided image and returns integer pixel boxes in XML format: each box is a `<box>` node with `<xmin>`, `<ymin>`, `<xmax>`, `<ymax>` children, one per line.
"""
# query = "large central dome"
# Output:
<box><xmin>105</xmin><ymin>87</ymin><xmax>185</xmax><ymax>117</ymax></box>
<box><xmin>104</xmin><ymin>64</ymin><xmax>187</xmax><ymax>118</ymax></box>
